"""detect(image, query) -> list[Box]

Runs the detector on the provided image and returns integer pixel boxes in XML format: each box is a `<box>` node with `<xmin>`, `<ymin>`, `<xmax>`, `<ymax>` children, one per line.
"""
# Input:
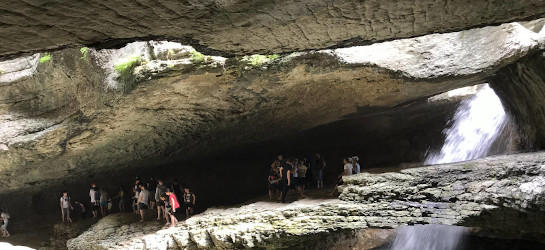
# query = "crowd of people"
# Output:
<box><xmin>268</xmin><ymin>153</ymin><xmax>361</xmax><ymax>202</ymax></box>
<box><xmin>0</xmin><ymin>154</ymin><xmax>362</xmax><ymax>236</ymax></box>
<box><xmin>58</xmin><ymin>177</ymin><xmax>197</xmax><ymax>228</ymax></box>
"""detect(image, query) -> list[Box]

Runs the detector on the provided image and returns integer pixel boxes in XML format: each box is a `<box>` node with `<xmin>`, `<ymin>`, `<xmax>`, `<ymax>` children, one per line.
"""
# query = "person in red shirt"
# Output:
<box><xmin>164</xmin><ymin>189</ymin><xmax>180</xmax><ymax>227</ymax></box>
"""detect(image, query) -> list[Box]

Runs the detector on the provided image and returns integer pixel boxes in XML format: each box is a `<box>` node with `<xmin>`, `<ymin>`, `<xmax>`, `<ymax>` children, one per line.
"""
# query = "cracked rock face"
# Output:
<box><xmin>66</xmin><ymin>152</ymin><xmax>545</xmax><ymax>249</ymax></box>
<box><xmin>0</xmin><ymin>20</ymin><xmax>544</xmax><ymax>194</ymax></box>
<box><xmin>1</xmin><ymin>0</ymin><xmax>545</xmax><ymax>58</ymax></box>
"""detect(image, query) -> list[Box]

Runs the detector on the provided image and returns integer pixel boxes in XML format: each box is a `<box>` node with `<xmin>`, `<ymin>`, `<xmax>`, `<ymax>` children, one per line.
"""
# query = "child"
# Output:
<box><xmin>159</xmin><ymin>194</ymin><xmax>170</xmax><ymax>225</ymax></box>
<box><xmin>60</xmin><ymin>192</ymin><xmax>73</xmax><ymax>223</ymax></box>
<box><xmin>0</xmin><ymin>210</ymin><xmax>10</xmax><ymax>237</ymax></box>
<box><xmin>183</xmin><ymin>188</ymin><xmax>196</xmax><ymax>218</ymax></box>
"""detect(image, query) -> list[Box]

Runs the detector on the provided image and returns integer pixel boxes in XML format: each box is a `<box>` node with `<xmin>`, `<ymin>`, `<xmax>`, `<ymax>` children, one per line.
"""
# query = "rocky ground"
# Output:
<box><xmin>63</xmin><ymin>151</ymin><xmax>545</xmax><ymax>249</ymax></box>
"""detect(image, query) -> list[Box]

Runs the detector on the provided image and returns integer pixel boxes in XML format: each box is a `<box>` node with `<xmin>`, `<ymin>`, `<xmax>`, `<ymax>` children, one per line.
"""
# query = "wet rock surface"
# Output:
<box><xmin>67</xmin><ymin>152</ymin><xmax>545</xmax><ymax>249</ymax></box>
<box><xmin>1</xmin><ymin>0</ymin><xmax>545</xmax><ymax>58</ymax></box>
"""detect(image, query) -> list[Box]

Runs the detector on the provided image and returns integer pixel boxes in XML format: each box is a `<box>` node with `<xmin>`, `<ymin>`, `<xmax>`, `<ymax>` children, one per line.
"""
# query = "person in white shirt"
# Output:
<box><xmin>344</xmin><ymin>158</ymin><xmax>353</xmax><ymax>175</ymax></box>
<box><xmin>330</xmin><ymin>158</ymin><xmax>353</xmax><ymax>196</ymax></box>
<box><xmin>60</xmin><ymin>192</ymin><xmax>73</xmax><ymax>223</ymax></box>
<box><xmin>89</xmin><ymin>183</ymin><xmax>99</xmax><ymax>218</ymax></box>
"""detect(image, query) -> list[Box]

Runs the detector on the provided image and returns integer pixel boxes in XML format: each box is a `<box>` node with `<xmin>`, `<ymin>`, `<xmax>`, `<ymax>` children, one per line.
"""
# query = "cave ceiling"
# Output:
<box><xmin>1</xmin><ymin>0</ymin><xmax>545</xmax><ymax>194</ymax></box>
<box><xmin>0</xmin><ymin>20</ymin><xmax>544</xmax><ymax>193</ymax></box>
<box><xmin>1</xmin><ymin>0</ymin><xmax>545</xmax><ymax>59</ymax></box>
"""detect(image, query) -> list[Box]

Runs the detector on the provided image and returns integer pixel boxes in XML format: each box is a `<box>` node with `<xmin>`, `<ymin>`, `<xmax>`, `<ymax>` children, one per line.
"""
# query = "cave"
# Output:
<box><xmin>1</xmin><ymin>2</ymin><xmax>545</xmax><ymax>250</ymax></box>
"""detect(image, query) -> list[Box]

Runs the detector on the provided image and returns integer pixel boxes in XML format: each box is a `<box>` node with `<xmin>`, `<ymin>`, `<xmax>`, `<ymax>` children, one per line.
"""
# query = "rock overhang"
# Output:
<box><xmin>1</xmin><ymin>19</ymin><xmax>545</xmax><ymax>194</ymax></box>
<box><xmin>1</xmin><ymin>0</ymin><xmax>545</xmax><ymax>59</ymax></box>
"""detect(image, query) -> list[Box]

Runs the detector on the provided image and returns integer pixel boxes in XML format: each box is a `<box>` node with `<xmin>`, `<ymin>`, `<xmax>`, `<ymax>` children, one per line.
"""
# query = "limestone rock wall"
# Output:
<box><xmin>1</xmin><ymin>20</ymin><xmax>543</xmax><ymax>195</ymax></box>
<box><xmin>490</xmin><ymin>52</ymin><xmax>545</xmax><ymax>149</ymax></box>
<box><xmin>1</xmin><ymin>0</ymin><xmax>545</xmax><ymax>58</ymax></box>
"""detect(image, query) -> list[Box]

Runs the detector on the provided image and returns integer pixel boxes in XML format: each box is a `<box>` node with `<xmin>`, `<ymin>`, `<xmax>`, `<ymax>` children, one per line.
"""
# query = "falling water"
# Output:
<box><xmin>425</xmin><ymin>84</ymin><xmax>507</xmax><ymax>165</ymax></box>
<box><xmin>389</xmin><ymin>225</ymin><xmax>469</xmax><ymax>250</ymax></box>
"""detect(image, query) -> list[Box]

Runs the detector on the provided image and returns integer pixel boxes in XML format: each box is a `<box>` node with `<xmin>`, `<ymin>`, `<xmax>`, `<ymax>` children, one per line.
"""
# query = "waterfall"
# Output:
<box><xmin>389</xmin><ymin>225</ymin><xmax>468</xmax><ymax>250</ymax></box>
<box><xmin>425</xmin><ymin>84</ymin><xmax>507</xmax><ymax>165</ymax></box>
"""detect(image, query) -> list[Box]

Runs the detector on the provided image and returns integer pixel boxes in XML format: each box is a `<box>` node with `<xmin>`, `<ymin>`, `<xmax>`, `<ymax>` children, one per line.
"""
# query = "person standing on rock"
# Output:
<box><xmin>165</xmin><ymin>189</ymin><xmax>180</xmax><ymax>226</ymax></box>
<box><xmin>133</xmin><ymin>177</ymin><xmax>141</xmax><ymax>214</ymax></box>
<box><xmin>112</xmin><ymin>186</ymin><xmax>126</xmax><ymax>213</ymax></box>
<box><xmin>137</xmin><ymin>184</ymin><xmax>149</xmax><ymax>222</ymax></box>
<box><xmin>147</xmin><ymin>178</ymin><xmax>156</xmax><ymax>211</ymax></box>
<box><xmin>297</xmin><ymin>160</ymin><xmax>307</xmax><ymax>197</ymax></box>
<box><xmin>155</xmin><ymin>179</ymin><xmax>167</xmax><ymax>221</ymax></box>
<box><xmin>312</xmin><ymin>154</ymin><xmax>326</xmax><ymax>189</ymax></box>
<box><xmin>0</xmin><ymin>210</ymin><xmax>10</xmax><ymax>237</ymax></box>
<box><xmin>183</xmin><ymin>187</ymin><xmax>196</xmax><ymax>218</ymax></box>
<box><xmin>60</xmin><ymin>191</ymin><xmax>74</xmax><ymax>223</ymax></box>
<box><xmin>279</xmin><ymin>158</ymin><xmax>292</xmax><ymax>203</ymax></box>
<box><xmin>330</xmin><ymin>158</ymin><xmax>353</xmax><ymax>196</ymax></box>
<box><xmin>268</xmin><ymin>160</ymin><xmax>281</xmax><ymax>200</ymax></box>
<box><xmin>89</xmin><ymin>183</ymin><xmax>99</xmax><ymax>218</ymax></box>
<box><xmin>99</xmin><ymin>188</ymin><xmax>109</xmax><ymax>217</ymax></box>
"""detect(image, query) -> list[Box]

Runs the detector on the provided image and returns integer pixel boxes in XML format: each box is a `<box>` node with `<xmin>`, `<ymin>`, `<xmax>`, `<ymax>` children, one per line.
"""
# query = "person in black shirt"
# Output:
<box><xmin>279</xmin><ymin>158</ymin><xmax>293</xmax><ymax>203</ymax></box>
<box><xmin>312</xmin><ymin>153</ymin><xmax>326</xmax><ymax>189</ymax></box>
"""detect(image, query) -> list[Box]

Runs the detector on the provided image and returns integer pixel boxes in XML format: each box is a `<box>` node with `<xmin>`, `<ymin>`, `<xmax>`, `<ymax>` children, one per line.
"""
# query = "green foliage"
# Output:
<box><xmin>244</xmin><ymin>54</ymin><xmax>279</xmax><ymax>66</ymax></box>
<box><xmin>114</xmin><ymin>56</ymin><xmax>142</xmax><ymax>93</ymax></box>
<box><xmin>80</xmin><ymin>47</ymin><xmax>89</xmax><ymax>60</ymax></box>
<box><xmin>114</xmin><ymin>56</ymin><xmax>141</xmax><ymax>74</ymax></box>
<box><xmin>0</xmin><ymin>70</ymin><xmax>5</xmax><ymax>75</ymax></box>
<box><xmin>190</xmin><ymin>51</ymin><xmax>206</xmax><ymax>63</ymax></box>
<box><xmin>40</xmin><ymin>54</ymin><xmax>51</xmax><ymax>63</ymax></box>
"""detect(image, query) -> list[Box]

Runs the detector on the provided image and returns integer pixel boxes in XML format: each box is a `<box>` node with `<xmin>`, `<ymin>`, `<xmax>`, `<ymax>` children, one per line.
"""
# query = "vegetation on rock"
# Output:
<box><xmin>243</xmin><ymin>54</ymin><xmax>279</xmax><ymax>66</ymax></box>
<box><xmin>190</xmin><ymin>51</ymin><xmax>205</xmax><ymax>63</ymax></box>
<box><xmin>114</xmin><ymin>56</ymin><xmax>142</xmax><ymax>93</ymax></box>
<box><xmin>114</xmin><ymin>56</ymin><xmax>141</xmax><ymax>75</ymax></box>
<box><xmin>80</xmin><ymin>47</ymin><xmax>89</xmax><ymax>60</ymax></box>
<box><xmin>40</xmin><ymin>53</ymin><xmax>51</xmax><ymax>63</ymax></box>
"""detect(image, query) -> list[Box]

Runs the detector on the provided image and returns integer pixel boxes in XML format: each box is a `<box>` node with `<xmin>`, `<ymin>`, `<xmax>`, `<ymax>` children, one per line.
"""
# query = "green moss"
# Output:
<box><xmin>114</xmin><ymin>56</ymin><xmax>141</xmax><ymax>74</ymax></box>
<box><xmin>40</xmin><ymin>54</ymin><xmax>51</xmax><ymax>63</ymax></box>
<box><xmin>80</xmin><ymin>47</ymin><xmax>89</xmax><ymax>60</ymax></box>
<box><xmin>190</xmin><ymin>51</ymin><xmax>206</xmax><ymax>63</ymax></box>
<box><xmin>244</xmin><ymin>54</ymin><xmax>279</xmax><ymax>66</ymax></box>
<box><xmin>114</xmin><ymin>56</ymin><xmax>142</xmax><ymax>93</ymax></box>
<box><xmin>0</xmin><ymin>70</ymin><xmax>5</xmax><ymax>75</ymax></box>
